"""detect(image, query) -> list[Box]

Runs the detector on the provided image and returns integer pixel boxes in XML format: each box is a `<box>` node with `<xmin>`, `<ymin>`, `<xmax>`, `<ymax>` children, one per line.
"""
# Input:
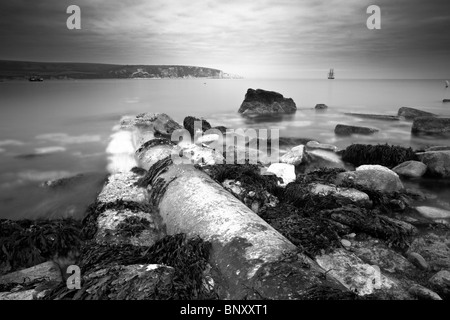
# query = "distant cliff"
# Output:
<box><xmin>0</xmin><ymin>60</ymin><xmax>243</xmax><ymax>80</ymax></box>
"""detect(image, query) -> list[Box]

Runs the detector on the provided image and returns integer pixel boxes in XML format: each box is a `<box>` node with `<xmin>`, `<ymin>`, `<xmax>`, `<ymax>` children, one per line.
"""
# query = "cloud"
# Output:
<box><xmin>0</xmin><ymin>139</ymin><xmax>25</xmax><ymax>147</ymax></box>
<box><xmin>35</xmin><ymin>133</ymin><xmax>101</xmax><ymax>144</ymax></box>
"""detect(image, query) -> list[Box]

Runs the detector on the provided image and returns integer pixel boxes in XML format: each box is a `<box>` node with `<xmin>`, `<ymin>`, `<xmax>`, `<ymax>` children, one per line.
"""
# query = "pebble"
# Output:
<box><xmin>407</xmin><ymin>252</ymin><xmax>429</xmax><ymax>270</ymax></box>
<box><xmin>341</xmin><ymin>239</ymin><xmax>352</xmax><ymax>248</ymax></box>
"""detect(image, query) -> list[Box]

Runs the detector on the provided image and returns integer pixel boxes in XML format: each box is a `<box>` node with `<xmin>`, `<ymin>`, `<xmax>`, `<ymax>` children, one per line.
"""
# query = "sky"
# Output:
<box><xmin>0</xmin><ymin>0</ymin><xmax>449</xmax><ymax>79</ymax></box>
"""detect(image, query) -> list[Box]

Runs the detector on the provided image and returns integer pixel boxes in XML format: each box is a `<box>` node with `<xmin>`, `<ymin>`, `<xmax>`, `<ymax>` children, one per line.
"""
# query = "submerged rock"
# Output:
<box><xmin>412</xmin><ymin>117</ymin><xmax>450</xmax><ymax>135</ymax></box>
<box><xmin>315</xmin><ymin>104</ymin><xmax>328</xmax><ymax>110</ymax></box>
<box><xmin>334</xmin><ymin>124</ymin><xmax>379</xmax><ymax>136</ymax></box>
<box><xmin>238</xmin><ymin>88</ymin><xmax>297</xmax><ymax>114</ymax></box>
<box><xmin>335</xmin><ymin>169</ymin><xmax>404</xmax><ymax>193</ymax></box>
<box><xmin>392</xmin><ymin>161</ymin><xmax>427</xmax><ymax>178</ymax></box>
<box><xmin>280</xmin><ymin>145</ymin><xmax>304</xmax><ymax>166</ymax></box>
<box><xmin>417</xmin><ymin>150</ymin><xmax>450</xmax><ymax>178</ymax></box>
<box><xmin>415</xmin><ymin>206</ymin><xmax>450</xmax><ymax>219</ymax></box>
<box><xmin>344</xmin><ymin>113</ymin><xmax>400</xmax><ymax>121</ymax></box>
<box><xmin>398</xmin><ymin>107</ymin><xmax>436</xmax><ymax>120</ymax></box>
<box><xmin>306</xmin><ymin>141</ymin><xmax>338</xmax><ymax>152</ymax></box>
<box><xmin>267</xmin><ymin>163</ymin><xmax>296</xmax><ymax>185</ymax></box>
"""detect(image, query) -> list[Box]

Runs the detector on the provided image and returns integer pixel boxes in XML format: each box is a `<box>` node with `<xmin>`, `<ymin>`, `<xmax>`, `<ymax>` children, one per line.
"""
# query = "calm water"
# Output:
<box><xmin>1</xmin><ymin>79</ymin><xmax>449</xmax><ymax>220</ymax></box>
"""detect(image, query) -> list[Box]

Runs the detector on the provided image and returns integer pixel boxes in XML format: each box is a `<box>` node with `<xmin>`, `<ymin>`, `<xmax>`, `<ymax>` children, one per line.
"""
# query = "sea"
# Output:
<box><xmin>1</xmin><ymin>78</ymin><xmax>450</xmax><ymax>220</ymax></box>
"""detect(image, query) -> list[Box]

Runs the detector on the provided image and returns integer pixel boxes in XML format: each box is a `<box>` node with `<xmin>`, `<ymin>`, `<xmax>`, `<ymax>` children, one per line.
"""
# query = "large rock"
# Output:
<box><xmin>280</xmin><ymin>145</ymin><xmax>304</xmax><ymax>165</ymax></box>
<box><xmin>356</xmin><ymin>164</ymin><xmax>399</xmax><ymax>177</ymax></box>
<box><xmin>415</xmin><ymin>206</ymin><xmax>450</xmax><ymax>219</ymax></box>
<box><xmin>304</xmin><ymin>149</ymin><xmax>345</xmax><ymax>169</ymax></box>
<box><xmin>315</xmin><ymin>104</ymin><xmax>328</xmax><ymax>110</ymax></box>
<box><xmin>398</xmin><ymin>107</ymin><xmax>435</xmax><ymax>120</ymax></box>
<box><xmin>309</xmin><ymin>183</ymin><xmax>370</xmax><ymax>205</ymax></box>
<box><xmin>392</xmin><ymin>161</ymin><xmax>427</xmax><ymax>178</ymax></box>
<box><xmin>238</xmin><ymin>88</ymin><xmax>297</xmax><ymax>114</ymax></box>
<box><xmin>121</xmin><ymin>113</ymin><xmax>182</xmax><ymax>136</ymax></box>
<box><xmin>335</xmin><ymin>169</ymin><xmax>404</xmax><ymax>193</ymax></box>
<box><xmin>417</xmin><ymin>150</ymin><xmax>450</xmax><ymax>178</ymax></box>
<box><xmin>334</xmin><ymin>124</ymin><xmax>379</xmax><ymax>136</ymax></box>
<box><xmin>407</xmin><ymin>233</ymin><xmax>450</xmax><ymax>271</ymax></box>
<box><xmin>183</xmin><ymin>116</ymin><xmax>212</xmax><ymax>139</ymax></box>
<box><xmin>412</xmin><ymin>117</ymin><xmax>450</xmax><ymax>135</ymax></box>
<box><xmin>267</xmin><ymin>163</ymin><xmax>296</xmax><ymax>186</ymax></box>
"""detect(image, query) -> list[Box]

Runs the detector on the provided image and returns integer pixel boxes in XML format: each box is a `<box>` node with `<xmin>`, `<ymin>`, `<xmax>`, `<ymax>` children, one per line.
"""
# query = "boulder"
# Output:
<box><xmin>398</xmin><ymin>107</ymin><xmax>435</xmax><ymax>120</ymax></box>
<box><xmin>280</xmin><ymin>145</ymin><xmax>304</xmax><ymax>165</ymax></box>
<box><xmin>267</xmin><ymin>163</ymin><xmax>296</xmax><ymax>186</ymax></box>
<box><xmin>315</xmin><ymin>104</ymin><xmax>328</xmax><ymax>110</ymax></box>
<box><xmin>415</xmin><ymin>206</ymin><xmax>450</xmax><ymax>219</ymax></box>
<box><xmin>334</xmin><ymin>124</ymin><xmax>379</xmax><ymax>136</ymax></box>
<box><xmin>308</xmin><ymin>183</ymin><xmax>371</xmax><ymax>205</ymax></box>
<box><xmin>417</xmin><ymin>150</ymin><xmax>450</xmax><ymax>178</ymax></box>
<box><xmin>335</xmin><ymin>169</ymin><xmax>404</xmax><ymax>193</ymax></box>
<box><xmin>121</xmin><ymin>113</ymin><xmax>182</xmax><ymax>136</ymax></box>
<box><xmin>407</xmin><ymin>233</ymin><xmax>450</xmax><ymax>271</ymax></box>
<box><xmin>356</xmin><ymin>164</ymin><xmax>399</xmax><ymax>177</ymax></box>
<box><xmin>429</xmin><ymin>270</ymin><xmax>450</xmax><ymax>297</ymax></box>
<box><xmin>238</xmin><ymin>88</ymin><xmax>297</xmax><ymax>114</ymax></box>
<box><xmin>183</xmin><ymin>116</ymin><xmax>212</xmax><ymax>138</ymax></box>
<box><xmin>304</xmin><ymin>149</ymin><xmax>345</xmax><ymax>168</ymax></box>
<box><xmin>344</xmin><ymin>113</ymin><xmax>400</xmax><ymax>121</ymax></box>
<box><xmin>412</xmin><ymin>117</ymin><xmax>450</xmax><ymax>135</ymax></box>
<box><xmin>444</xmin><ymin>99</ymin><xmax>450</xmax><ymax>103</ymax></box>
<box><xmin>408</xmin><ymin>284</ymin><xmax>442</xmax><ymax>300</ymax></box>
<box><xmin>177</xmin><ymin>143</ymin><xmax>225</xmax><ymax>166</ymax></box>
<box><xmin>392</xmin><ymin>161</ymin><xmax>427</xmax><ymax>178</ymax></box>
<box><xmin>305</xmin><ymin>140</ymin><xmax>338</xmax><ymax>152</ymax></box>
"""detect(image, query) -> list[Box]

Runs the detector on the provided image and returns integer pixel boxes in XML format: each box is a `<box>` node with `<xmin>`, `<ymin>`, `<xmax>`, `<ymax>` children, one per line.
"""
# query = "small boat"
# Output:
<box><xmin>445</xmin><ymin>80</ymin><xmax>449</xmax><ymax>88</ymax></box>
<box><xmin>328</xmin><ymin>68</ymin><xmax>335</xmax><ymax>80</ymax></box>
<box><xmin>29</xmin><ymin>76</ymin><xmax>44</xmax><ymax>82</ymax></box>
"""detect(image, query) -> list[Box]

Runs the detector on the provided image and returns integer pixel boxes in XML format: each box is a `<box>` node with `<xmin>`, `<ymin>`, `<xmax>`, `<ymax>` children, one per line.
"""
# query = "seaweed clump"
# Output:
<box><xmin>341</xmin><ymin>143</ymin><xmax>418</xmax><ymax>168</ymax></box>
<box><xmin>135</xmin><ymin>156</ymin><xmax>173</xmax><ymax>188</ymax></box>
<box><xmin>0</xmin><ymin>219</ymin><xmax>83</xmax><ymax>274</ymax></box>
<box><xmin>44</xmin><ymin>233</ymin><xmax>215</xmax><ymax>300</ymax></box>
<box><xmin>116</xmin><ymin>216</ymin><xmax>151</xmax><ymax>238</ymax></box>
<box><xmin>136</xmin><ymin>138</ymin><xmax>174</xmax><ymax>154</ymax></box>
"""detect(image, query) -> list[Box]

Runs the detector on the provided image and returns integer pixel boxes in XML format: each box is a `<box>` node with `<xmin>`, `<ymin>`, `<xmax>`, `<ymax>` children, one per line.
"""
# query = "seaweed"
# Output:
<box><xmin>136</xmin><ymin>138</ymin><xmax>174</xmax><ymax>154</ymax></box>
<box><xmin>183</xmin><ymin>116</ymin><xmax>212</xmax><ymax>138</ymax></box>
<box><xmin>116</xmin><ymin>216</ymin><xmax>151</xmax><ymax>238</ymax></box>
<box><xmin>44</xmin><ymin>234</ymin><xmax>215</xmax><ymax>300</ymax></box>
<box><xmin>130</xmin><ymin>166</ymin><xmax>147</xmax><ymax>176</ymax></box>
<box><xmin>341</xmin><ymin>143</ymin><xmax>418</xmax><ymax>168</ymax></box>
<box><xmin>297</xmin><ymin>284</ymin><xmax>359</xmax><ymax>300</ymax></box>
<box><xmin>0</xmin><ymin>219</ymin><xmax>83</xmax><ymax>274</ymax></box>
<box><xmin>135</xmin><ymin>156</ymin><xmax>173</xmax><ymax>188</ymax></box>
<box><xmin>82</xmin><ymin>200</ymin><xmax>155</xmax><ymax>240</ymax></box>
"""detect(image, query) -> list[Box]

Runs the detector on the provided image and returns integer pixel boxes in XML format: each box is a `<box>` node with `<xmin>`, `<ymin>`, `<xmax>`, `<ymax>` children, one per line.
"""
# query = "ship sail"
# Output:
<box><xmin>328</xmin><ymin>68</ymin><xmax>335</xmax><ymax>79</ymax></box>
<box><xmin>446</xmin><ymin>80</ymin><xmax>449</xmax><ymax>88</ymax></box>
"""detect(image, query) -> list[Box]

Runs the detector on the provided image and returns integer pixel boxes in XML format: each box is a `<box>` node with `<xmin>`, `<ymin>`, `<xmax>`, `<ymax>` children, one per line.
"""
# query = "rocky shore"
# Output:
<box><xmin>1</xmin><ymin>91</ymin><xmax>450</xmax><ymax>300</ymax></box>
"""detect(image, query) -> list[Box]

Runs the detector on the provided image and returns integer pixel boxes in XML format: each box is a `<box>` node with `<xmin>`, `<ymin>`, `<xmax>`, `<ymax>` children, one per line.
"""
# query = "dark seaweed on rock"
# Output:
<box><xmin>82</xmin><ymin>200</ymin><xmax>155</xmax><ymax>240</ymax></box>
<box><xmin>297</xmin><ymin>284</ymin><xmax>359</xmax><ymax>300</ymax></box>
<box><xmin>341</xmin><ymin>143</ymin><xmax>418</xmax><ymax>168</ymax></box>
<box><xmin>0</xmin><ymin>219</ymin><xmax>83</xmax><ymax>274</ymax></box>
<box><xmin>116</xmin><ymin>216</ymin><xmax>151</xmax><ymax>238</ymax></box>
<box><xmin>44</xmin><ymin>234</ymin><xmax>215</xmax><ymax>300</ymax></box>
<box><xmin>136</xmin><ymin>138</ymin><xmax>174</xmax><ymax>154</ymax></box>
<box><xmin>130</xmin><ymin>166</ymin><xmax>147</xmax><ymax>176</ymax></box>
<box><xmin>135</xmin><ymin>156</ymin><xmax>173</xmax><ymax>188</ymax></box>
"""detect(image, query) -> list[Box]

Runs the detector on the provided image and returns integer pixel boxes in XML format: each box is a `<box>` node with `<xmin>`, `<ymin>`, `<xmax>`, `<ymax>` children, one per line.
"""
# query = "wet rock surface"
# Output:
<box><xmin>238</xmin><ymin>88</ymin><xmax>297</xmax><ymax>114</ymax></box>
<box><xmin>334</xmin><ymin>124</ymin><xmax>379</xmax><ymax>136</ymax></box>
<box><xmin>398</xmin><ymin>107</ymin><xmax>436</xmax><ymax>120</ymax></box>
<box><xmin>417</xmin><ymin>150</ymin><xmax>450</xmax><ymax>178</ymax></box>
<box><xmin>393</xmin><ymin>161</ymin><xmax>427</xmax><ymax>178</ymax></box>
<box><xmin>412</xmin><ymin>116</ymin><xmax>450</xmax><ymax>135</ymax></box>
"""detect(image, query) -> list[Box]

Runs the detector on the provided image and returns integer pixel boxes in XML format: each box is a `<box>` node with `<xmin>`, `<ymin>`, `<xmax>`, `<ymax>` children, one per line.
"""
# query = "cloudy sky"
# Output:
<box><xmin>0</xmin><ymin>0</ymin><xmax>449</xmax><ymax>79</ymax></box>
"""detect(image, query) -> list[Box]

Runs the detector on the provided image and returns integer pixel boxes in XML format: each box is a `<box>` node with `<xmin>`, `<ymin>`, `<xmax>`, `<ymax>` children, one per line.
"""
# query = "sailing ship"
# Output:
<box><xmin>328</xmin><ymin>68</ymin><xmax>335</xmax><ymax>79</ymax></box>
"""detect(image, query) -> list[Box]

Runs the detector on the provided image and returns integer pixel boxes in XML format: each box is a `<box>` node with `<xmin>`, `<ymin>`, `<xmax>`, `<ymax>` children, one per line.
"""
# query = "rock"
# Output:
<box><xmin>315</xmin><ymin>104</ymin><xmax>328</xmax><ymax>110</ymax></box>
<box><xmin>415</xmin><ymin>206</ymin><xmax>450</xmax><ymax>219</ymax></box>
<box><xmin>417</xmin><ymin>150</ymin><xmax>450</xmax><ymax>178</ymax></box>
<box><xmin>407</xmin><ymin>233</ymin><xmax>450</xmax><ymax>271</ymax></box>
<box><xmin>304</xmin><ymin>149</ymin><xmax>346</xmax><ymax>170</ymax></box>
<box><xmin>352</xmin><ymin>240</ymin><xmax>415</xmax><ymax>274</ymax></box>
<box><xmin>315</xmin><ymin>249</ymin><xmax>407</xmax><ymax>297</ymax></box>
<box><xmin>408</xmin><ymin>284</ymin><xmax>442</xmax><ymax>300</ymax></box>
<box><xmin>344</xmin><ymin>113</ymin><xmax>400</xmax><ymax>121</ymax></box>
<box><xmin>212</xmin><ymin>126</ymin><xmax>228</xmax><ymax>135</ymax></box>
<box><xmin>334</xmin><ymin>124</ymin><xmax>379</xmax><ymax>136</ymax></box>
<box><xmin>444</xmin><ymin>99</ymin><xmax>450</xmax><ymax>103</ymax></box>
<box><xmin>238</xmin><ymin>88</ymin><xmax>297</xmax><ymax>114</ymax></box>
<box><xmin>407</xmin><ymin>252</ymin><xmax>429</xmax><ymax>270</ymax></box>
<box><xmin>0</xmin><ymin>261</ymin><xmax>61</xmax><ymax>286</ymax></box>
<box><xmin>356</xmin><ymin>164</ymin><xmax>399</xmax><ymax>177</ymax></box>
<box><xmin>280</xmin><ymin>145</ymin><xmax>304</xmax><ymax>165</ymax></box>
<box><xmin>429</xmin><ymin>270</ymin><xmax>450</xmax><ymax>296</ymax></box>
<box><xmin>121</xmin><ymin>113</ymin><xmax>182</xmax><ymax>136</ymax></box>
<box><xmin>183</xmin><ymin>116</ymin><xmax>212</xmax><ymax>138</ymax></box>
<box><xmin>412</xmin><ymin>117</ymin><xmax>450</xmax><ymax>135</ymax></box>
<box><xmin>196</xmin><ymin>134</ymin><xmax>220</xmax><ymax>145</ymax></box>
<box><xmin>425</xmin><ymin>146</ymin><xmax>450</xmax><ymax>152</ymax></box>
<box><xmin>267</xmin><ymin>163</ymin><xmax>296</xmax><ymax>186</ymax></box>
<box><xmin>335</xmin><ymin>169</ymin><xmax>404</xmax><ymax>193</ymax></box>
<box><xmin>398</xmin><ymin>107</ymin><xmax>436</xmax><ymax>120</ymax></box>
<box><xmin>97</xmin><ymin>172</ymin><xmax>148</xmax><ymax>203</ymax></box>
<box><xmin>392</xmin><ymin>161</ymin><xmax>427</xmax><ymax>178</ymax></box>
<box><xmin>309</xmin><ymin>183</ymin><xmax>371</xmax><ymax>205</ymax></box>
<box><xmin>0</xmin><ymin>289</ymin><xmax>35</xmax><ymax>300</ymax></box>
<box><xmin>340</xmin><ymin>239</ymin><xmax>351</xmax><ymax>248</ymax></box>
<box><xmin>305</xmin><ymin>141</ymin><xmax>338</xmax><ymax>152</ymax></box>
<box><xmin>178</xmin><ymin>143</ymin><xmax>225</xmax><ymax>166</ymax></box>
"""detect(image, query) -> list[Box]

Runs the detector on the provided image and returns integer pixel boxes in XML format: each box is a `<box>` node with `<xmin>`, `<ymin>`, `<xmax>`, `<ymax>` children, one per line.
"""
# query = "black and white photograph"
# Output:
<box><xmin>0</xmin><ymin>0</ymin><xmax>449</xmax><ymax>307</ymax></box>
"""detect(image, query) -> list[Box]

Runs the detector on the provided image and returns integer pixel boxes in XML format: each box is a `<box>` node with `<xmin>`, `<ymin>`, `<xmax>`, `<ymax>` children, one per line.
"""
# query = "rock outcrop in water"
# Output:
<box><xmin>334</xmin><ymin>124</ymin><xmax>379</xmax><ymax>136</ymax></box>
<box><xmin>417</xmin><ymin>150</ymin><xmax>450</xmax><ymax>178</ymax></box>
<box><xmin>238</xmin><ymin>89</ymin><xmax>297</xmax><ymax>114</ymax></box>
<box><xmin>398</xmin><ymin>107</ymin><xmax>436</xmax><ymax>120</ymax></box>
<box><xmin>411</xmin><ymin>117</ymin><xmax>450</xmax><ymax>135</ymax></box>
